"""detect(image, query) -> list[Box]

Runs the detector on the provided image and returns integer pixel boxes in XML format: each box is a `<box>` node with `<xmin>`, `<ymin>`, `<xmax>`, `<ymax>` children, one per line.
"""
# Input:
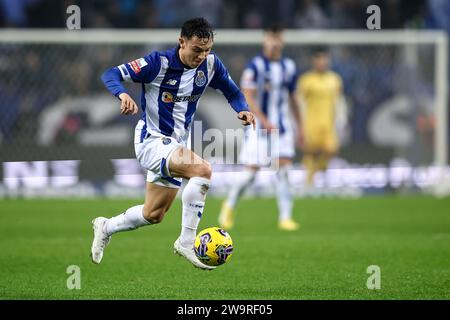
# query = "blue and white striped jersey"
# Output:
<box><xmin>241</xmin><ymin>55</ymin><xmax>297</xmax><ymax>134</ymax></box>
<box><xmin>102</xmin><ymin>46</ymin><xmax>248</xmax><ymax>144</ymax></box>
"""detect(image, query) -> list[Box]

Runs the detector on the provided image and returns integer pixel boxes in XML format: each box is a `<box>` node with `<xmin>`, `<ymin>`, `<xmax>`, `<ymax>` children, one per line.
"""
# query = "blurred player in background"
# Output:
<box><xmin>219</xmin><ymin>26</ymin><xmax>303</xmax><ymax>231</ymax></box>
<box><xmin>91</xmin><ymin>17</ymin><xmax>255</xmax><ymax>270</ymax></box>
<box><xmin>296</xmin><ymin>48</ymin><xmax>344</xmax><ymax>190</ymax></box>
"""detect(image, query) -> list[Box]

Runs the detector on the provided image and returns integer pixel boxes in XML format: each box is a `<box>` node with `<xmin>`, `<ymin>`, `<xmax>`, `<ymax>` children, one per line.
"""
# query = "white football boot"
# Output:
<box><xmin>173</xmin><ymin>237</ymin><xmax>216</xmax><ymax>271</ymax></box>
<box><xmin>90</xmin><ymin>217</ymin><xmax>111</xmax><ymax>264</ymax></box>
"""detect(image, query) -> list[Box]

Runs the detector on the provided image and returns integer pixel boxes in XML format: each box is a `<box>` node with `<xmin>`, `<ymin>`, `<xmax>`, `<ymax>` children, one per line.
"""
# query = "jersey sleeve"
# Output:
<box><xmin>240</xmin><ymin>61</ymin><xmax>258</xmax><ymax>90</ymax></box>
<box><xmin>101</xmin><ymin>67</ymin><xmax>127</xmax><ymax>98</ymax></box>
<box><xmin>285</xmin><ymin>59</ymin><xmax>298</xmax><ymax>94</ymax></box>
<box><xmin>117</xmin><ymin>51</ymin><xmax>161</xmax><ymax>83</ymax></box>
<box><xmin>209</xmin><ymin>55</ymin><xmax>249</xmax><ymax>113</ymax></box>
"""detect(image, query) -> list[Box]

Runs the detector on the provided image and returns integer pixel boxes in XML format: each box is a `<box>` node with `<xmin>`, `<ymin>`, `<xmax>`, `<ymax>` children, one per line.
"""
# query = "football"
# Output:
<box><xmin>194</xmin><ymin>227</ymin><xmax>233</xmax><ymax>266</ymax></box>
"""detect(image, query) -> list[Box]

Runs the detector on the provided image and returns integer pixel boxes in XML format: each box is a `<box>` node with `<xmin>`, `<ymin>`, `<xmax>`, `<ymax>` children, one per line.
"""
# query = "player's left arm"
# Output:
<box><xmin>334</xmin><ymin>74</ymin><xmax>347</xmax><ymax>147</ymax></box>
<box><xmin>101</xmin><ymin>52</ymin><xmax>160</xmax><ymax>116</ymax></box>
<box><xmin>209</xmin><ymin>56</ymin><xmax>255</xmax><ymax>129</ymax></box>
<box><xmin>289</xmin><ymin>93</ymin><xmax>304</xmax><ymax>149</ymax></box>
<box><xmin>287</xmin><ymin>67</ymin><xmax>303</xmax><ymax>149</ymax></box>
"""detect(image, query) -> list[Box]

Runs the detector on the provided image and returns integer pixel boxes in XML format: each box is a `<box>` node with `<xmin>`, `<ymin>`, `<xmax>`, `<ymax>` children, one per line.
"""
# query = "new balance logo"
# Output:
<box><xmin>166</xmin><ymin>79</ymin><xmax>177</xmax><ymax>85</ymax></box>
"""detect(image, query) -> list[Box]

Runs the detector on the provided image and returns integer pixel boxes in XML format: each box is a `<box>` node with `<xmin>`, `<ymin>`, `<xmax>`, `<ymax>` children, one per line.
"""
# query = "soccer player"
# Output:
<box><xmin>91</xmin><ymin>17</ymin><xmax>255</xmax><ymax>270</ymax></box>
<box><xmin>218</xmin><ymin>26</ymin><xmax>302</xmax><ymax>232</ymax></box>
<box><xmin>296</xmin><ymin>48</ymin><xmax>344</xmax><ymax>189</ymax></box>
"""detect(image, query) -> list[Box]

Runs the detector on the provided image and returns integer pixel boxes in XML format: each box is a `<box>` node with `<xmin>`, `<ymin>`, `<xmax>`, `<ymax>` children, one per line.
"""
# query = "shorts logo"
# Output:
<box><xmin>195</xmin><ymin>70</ymin><xmax>207</xmax><ymax>87</ymax></box>
<box><xmin>162</xmin><ymin>92</ymin><xmax>173</xmax><ymax>103</ymax></box>
<box><xmin>161</xmin><ymin>137</ymin><xmax>172</xmax><ymax>145</ymax></box>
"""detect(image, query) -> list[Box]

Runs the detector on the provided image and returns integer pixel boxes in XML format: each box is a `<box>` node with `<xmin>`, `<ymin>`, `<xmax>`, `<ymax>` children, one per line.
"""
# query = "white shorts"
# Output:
<box><xmin>134</xmin><ymin>120</ymin><xmax>183</xmax><ymax>189</ymax></box>
<box><xmin>239</xmin><ymin>127</ymin><xmax>295</xmax><ymax>167</ymax></box>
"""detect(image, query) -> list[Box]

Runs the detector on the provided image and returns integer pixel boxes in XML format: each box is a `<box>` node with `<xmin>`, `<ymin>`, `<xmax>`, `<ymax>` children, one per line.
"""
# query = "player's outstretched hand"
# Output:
<box><xmin>118</xmin><ymin>93</ymin><xmax>139</xmax><ymax>115</ymax></box>
<box><xmin>238</xmin><ymin>111</ymin><xmax>256</xmax><ymax>130</ymax></box>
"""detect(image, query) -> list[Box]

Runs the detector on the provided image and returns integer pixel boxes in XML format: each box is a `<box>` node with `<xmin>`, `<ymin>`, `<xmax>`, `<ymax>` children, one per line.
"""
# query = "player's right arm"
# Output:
<box><xmin>101</xmin><ymin>65</ymin><xmax>138</xmax><ymax>115</ymax></box>
<box><xmin>295</xmin><ymin>73</ymin><xmax>309</xmax><ymax>149</ymax></box>
<box><xmin>242</xmin><ymin>88</ymin><xmax>277</xmax><ymax>132</ymax></box>
<box><xmin>240</xmin><ymin>62</ymin><xmax>277</xmax><ymax>132</ymax></box>
<box><xmin>295</xmin><ymin>73</ymin><xmax>307</xmax><ymax>105</ymax></box>
<box><xmin>101</xmin><ymin>52</ymin><xmax>161</xmax><ymax>115</ymax></box>
<box><xmin>208</xmin><ymin>55</ymin><xmax>255</xmax><ymax>128</ymax></box>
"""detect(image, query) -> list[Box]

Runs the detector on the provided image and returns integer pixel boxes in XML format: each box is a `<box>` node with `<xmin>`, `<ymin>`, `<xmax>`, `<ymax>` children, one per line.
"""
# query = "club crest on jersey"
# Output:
<box><xmin>161</xmin><ymin>137</ymin><xmax>172</xmax><ymax>145</ymax></box>
<box><xmin>162</xmin><ymin>92</ymin><xmax>173</xmax><ymax>103</ymax></box>
<box><xmin>195</xmin><ymin>70</ymin><xmax>207</xmax><ymax>87</ymax></box>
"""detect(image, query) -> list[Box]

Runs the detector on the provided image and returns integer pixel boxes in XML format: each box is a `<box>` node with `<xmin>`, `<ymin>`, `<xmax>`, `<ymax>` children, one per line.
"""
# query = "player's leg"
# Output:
<box><xmin>303</xmin><ymin>151</ymin><xmax>319</xmax><ymax>186</ymax></box>
<box><xmin>273</xmin><ymin>129</ymin><xmax>299</xmax><ymax>231</ymax></box>
<box><xmin>316</xmin><ymin>151</ymin><xmax>332</xmax><ymax>171</ymax></box>
<box><xmin>91</xmin><ymin>122</ymin><xmax>183</xmax><ymax>265</ymax></box>
<box><xmin>219</xmin><ymin>165</ymin><xmax>258</xmax><ymax>229</ymax></box>
<box><xmin>91</xmin><ymin>183</ymin><xmax>178</xmax><ymax>264</ymax></box>
<box><xmin>303</xmin><ymin>125</ymin><xmax>328</xmax><ymax>188</ymax></box>
<box><xmin>219</xmin><ymin>126</ymin><xmax>266</xmax><ymax>229</ymax></box>
<box><xmin>317</xmin><ymin>132</ymin><xmax>339</xmax><ymax>172</ymax></box>
<box><xmin>104</xmin><ymin>182</ymin><xmax>178</xmax><ymax>234</ymax></box>
<box><xmin>168</xmin><ymin>146</ymin><xmax>216</xmax><ymax>270</ymax></box>
<box><xmin>302</xmin><ymin>126</ymin><xmax>320</xmax><ymax>187</ymax></box>
<box><xmin>276</xmin><ymin>157</ymin><xmax>299</xmax><ymax>231</ymax></box>
<box><xmin>170</xmin><ymin>146</ymin><xmax>211</xmax><ymax>248</ymax></box>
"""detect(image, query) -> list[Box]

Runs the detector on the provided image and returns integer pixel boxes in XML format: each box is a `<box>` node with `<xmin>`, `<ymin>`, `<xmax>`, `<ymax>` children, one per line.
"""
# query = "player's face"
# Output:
<box><xmin>262</xmin><ymin>32</ymin><xmax>284</xmax><ymax>61</ymax></box>
<box><xmin>179</xmin><ymin>36</ymin><xmax>213</xmax><ymax>68</ymax></box>
<box><xmin>312</xmin><ymin>53</ymin><xmax>330</xmax><ymax>72</ymax></box>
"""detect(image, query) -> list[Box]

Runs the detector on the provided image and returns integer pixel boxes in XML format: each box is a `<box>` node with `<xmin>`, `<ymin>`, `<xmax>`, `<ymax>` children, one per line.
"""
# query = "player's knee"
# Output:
<box><xmin>195</xmin><ymin>161</ymin><xmax>212</xmax><ymax>179</ymax></box>
<box><xmin>142</xmin><ymin>207</ymin><xmax>166</xmax><ymax>224</ymax></box>
<box><xmin>243</xmin><ymin>169</ymin><xmax>257</xmax><ymax>184</ymax></box>
<box><xmin>147</xmin><ymin>212</ymin><xmax>165</xmax><ymax>224</ymax></box>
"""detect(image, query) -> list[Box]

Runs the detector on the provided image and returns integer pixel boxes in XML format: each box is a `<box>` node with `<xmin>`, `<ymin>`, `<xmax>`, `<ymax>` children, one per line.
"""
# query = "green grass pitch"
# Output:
<box><xmin>0</xmin><ymin>196</ymin><xmax>449</xmax><ymax>299</ymax></box>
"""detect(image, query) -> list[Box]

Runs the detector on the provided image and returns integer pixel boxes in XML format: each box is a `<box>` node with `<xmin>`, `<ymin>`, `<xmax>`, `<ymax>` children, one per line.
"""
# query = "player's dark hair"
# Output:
<box><xmin>264</xmin><ymin>23</ymin><xmax>284</xmax><ymax>34</ymax></box>
<box><xmin>312</xmin><ymin>46</ymin><xmax>329</xmax><ymax>56</ymax></box>
<box><xmin>181</xmin><ymin>17</ymin><xmax>214</xmax><ymax>40</ymax></box>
